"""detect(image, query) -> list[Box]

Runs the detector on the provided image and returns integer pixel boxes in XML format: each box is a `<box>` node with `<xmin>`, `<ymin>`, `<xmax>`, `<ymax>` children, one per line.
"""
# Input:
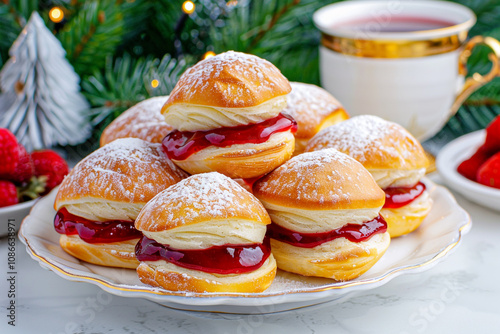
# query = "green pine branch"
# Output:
<box><xmin>1</xmin><ymin>0</ymin><xmax>500</xmax><ymax>147</ymax></box>
<box><xmin>82</xmin><ymin>53</ymin><xmax>188</xmax><ymax>135</ymax></box>
<box><xmin>0</xmin><ymin>1</ymin><xmax>25</xmax><ymax>66</ymax></box>
<box><xmin>114</xmin><ymin>0</ymin><xmax>155</xmax><ymax>56</ymax></box>
<box><xmin>433</xmin><ymin>0</ymin><xmax>500</xmax><ymax>142</ymax></box>
<box><xmin>150</xmin><ymin>0</ymin><xmax>227</xmax><ymax>58</ymax></box>
<box><xmin>209</xmin><ymin>0</ymin><xmax>333</xmax><ymax>84</ymax></box>
<box><xmin>150</xmin><ymin>0</ymin><xmax>182</xmax><ymax>56</ymax></box>
<box><xmin>4</xmin><ymin>0</ymin><xmax>37</xmax><ymax>23</ymax></box>
<box><xmin>57</xmin><ymin>0</ymin><xmax>126</xmax><ymax>77</ymax></box>
<box><xmin>449</xmin><ymin>0</ymin><xmax>500</xmax><ymax>35</ymax></box>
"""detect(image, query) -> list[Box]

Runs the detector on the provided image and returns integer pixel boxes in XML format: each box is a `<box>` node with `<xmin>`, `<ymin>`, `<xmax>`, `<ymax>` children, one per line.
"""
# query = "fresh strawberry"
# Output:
<box><xmin>0</xmin><ymin>128</ymin><xmax>20</xmax><ymax>177</ymax></box>
<box><xmin>9</xmin><ymin>144</ymin><xmax>34</xmax><ymax>185</ymax></box>
<box><xmin>457</xmin><ymin>147</ymin><xmax>492</xmax><ymax>181</ymax></box>
<box><xmin>458</xmin><ymin>116</ymin><xmax>500</xmax><ymax>181</ymax></box>
<box><xmin>483</xmin><ymin>116</ymin><xmax>500</xmax><ymax>152</ymax></box>
<box><xmin>0</xmin><ymin>180</ymin><xmax>19</xmax><ymax>208</ymax></box>
<box><xmin>31</xmin><ymin>150</ymin><xmax>69</xmax><ymax>194</ymax></box>
<box><xmin>477</xmin><ymin>152</ymin><xmax>500</xmax><ymax>189</ymax></box>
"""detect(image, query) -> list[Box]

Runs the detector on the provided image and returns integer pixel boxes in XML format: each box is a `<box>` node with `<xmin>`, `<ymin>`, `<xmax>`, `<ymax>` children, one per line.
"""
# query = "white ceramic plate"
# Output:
<box><xmin>436</xmin><ymin>130</ymin><xmax>500</xmax><ymax>212</ymax></box>
<box><xmin>0</xmin><ymin>199</ymin><xmax>37</xmax><ymax>237</ymax></box>
<box><xmin>19</xmin><ymin>179</ymin><xmax>470</xmax><ymax>314</ymax></box>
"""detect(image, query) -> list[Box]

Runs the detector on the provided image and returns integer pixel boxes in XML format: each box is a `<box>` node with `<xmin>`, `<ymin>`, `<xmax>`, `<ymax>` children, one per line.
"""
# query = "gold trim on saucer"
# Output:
<box><xmin>321</xmin><ymin>31</ymin><xmax>469</xmax><ymax>58</ymax></box>
<box><xmin>18</xmin><ymin>180</ymin><xmax>471</xmax><ymax>303</ymax></box>
<box><xmin>21</xmin><ymin>228</ymin><xmax>467</xmax><ymax>298</ymax></box>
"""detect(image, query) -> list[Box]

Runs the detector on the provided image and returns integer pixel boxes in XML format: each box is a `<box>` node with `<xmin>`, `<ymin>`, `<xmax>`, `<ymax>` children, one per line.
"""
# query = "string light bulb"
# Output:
<box><xmin>151</xmin><ymin>79</ymin><xmax>160</xmax><ymax>88</ymax></box>
<box><xmin>49</xmin><ymin>7</ymin><xmax>64</xmax><ymax>23</ymax></box>
<box><xmin>182</xmin><ymin>1</ymin><xmax>195</xmax><ymax>15</ymax></box>
<box><xmin>203</xmin><ymin>51</ymin><xmax>216</xmax><ymax>60</ymax></box>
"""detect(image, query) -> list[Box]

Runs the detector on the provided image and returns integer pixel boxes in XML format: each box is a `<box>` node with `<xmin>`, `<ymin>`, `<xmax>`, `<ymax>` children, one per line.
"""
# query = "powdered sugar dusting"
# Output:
<box><xmin>101</xmin><ymin>96</ymin><xmax>172</xmax><ymax>144</ymax></box>
<box><xmin>165</xmin><ymin>51</ymin><xmax>290</xmax><ymax>107</ymax></box>
<box><xmin>284</xmin><ymin>82</ymin><xmax>342</xmax><ymax>137</ymax></box>
<box><xmin>255</xmin><ymin>149</ymin><xmax>372</xmax><ymax>206</ymax></box>
<box><xmin>306</xmin><ymin>115</ymin><xmax>421</xmax><ymax>164</ymax></box>
<box><xmin>137</xmin><ymin>172</ymin><xmax>269</xmax><ymax>230</ymax></box>
<box><xmin>57</xmin><ymin>138</ymin><xmax>187</xmax><ymax>204</ymax></box>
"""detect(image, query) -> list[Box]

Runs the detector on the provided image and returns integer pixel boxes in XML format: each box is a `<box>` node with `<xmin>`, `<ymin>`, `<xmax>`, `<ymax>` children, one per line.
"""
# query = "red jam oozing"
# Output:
<box><xmin>243</xmin><ymin>176</ymin><xmax>262</xmax><ymax>189</ymax></box>
<box><xmin>162</xmin><ymin>113</ymin><xmax>297</xmax><ymax>160</ymax></box>
<box><xmin>266</xmin><ymin>215</ymin><xmax>387</xmax><ymax>248</ymax></box>
<box><xmin>54</xmin><ymin>208</ymin><xmax>142</xmax><ymax>244</ymax></box>
<box><xmin>383</xmin><ymin>182</ymin><xmax>426</xmax><ymax>209</ymax></box>
<box><xmin>135</xmin><ymin>236</ymin><xmax>271</xmax><ymax>274</ymax></box>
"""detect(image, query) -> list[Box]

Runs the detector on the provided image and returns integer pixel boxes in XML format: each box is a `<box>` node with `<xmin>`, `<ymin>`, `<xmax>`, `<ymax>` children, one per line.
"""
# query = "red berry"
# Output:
<box><xmin>477</xmin><ymin>152</ymin><xmax>500</xmax><ymax>189</ymax></box>
<box><xmin>31</xmin><ymin>150</ymin><xmax>69</xmax><ymax>195</ymax></box>
<box><xmin>483</xmin><ymin>116</ymin><xmax>500</xmax><ymax>152</ymax></box>
<box><xmin>0</xmin><ymin>180</ymin><xmax>19</xmax><ymax>208</ymax></box>
<box><xmin>457</xmin><ymin>147</ymin><xmax>491</xmax><ymax>181</ymax></box>
<box><xmin>0</xmin><ymin>128</ymin><xmax>20</xmax><ymax>177</ymax></box>
<box><xmin>10</xmin><ymin>144</ymin><xmax>34</xmax><ymax>185</ymax></box>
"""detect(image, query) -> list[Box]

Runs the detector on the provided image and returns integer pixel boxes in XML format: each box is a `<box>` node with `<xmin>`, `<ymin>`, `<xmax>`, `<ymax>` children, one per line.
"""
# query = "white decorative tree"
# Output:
<box><xmin>0</xmin><ymin>12</ymin><xmax>91</xmax><ymax>150</ymax></box>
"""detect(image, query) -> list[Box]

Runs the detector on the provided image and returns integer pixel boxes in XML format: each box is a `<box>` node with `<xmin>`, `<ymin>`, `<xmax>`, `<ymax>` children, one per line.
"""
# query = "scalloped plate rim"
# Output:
<box><xmin>18</xmin><ymin>178</ymin><xmax>470</xmax><ymax>311</ymax></box>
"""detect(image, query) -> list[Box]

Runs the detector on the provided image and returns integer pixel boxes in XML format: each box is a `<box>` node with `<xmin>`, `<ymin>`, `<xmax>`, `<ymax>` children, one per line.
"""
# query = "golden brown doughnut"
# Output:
<box><xmin>169</xmin><ymin>131</ymin><xmax>295</xmax><ymax>179</ymax></box>
<box><xmin>253</xmin><ymin>148</ymin><xmax>390</xmax><ymax>281</ymax></box>
<box><xmin>305</xmin><ymin>115</ymin><xmax>432</xmax><ymax>237</ymax></box>
<box><xmin>162</xmin><ymin>52</ymin><xmax>291</xmax><ymax>119</ymax></box>
<box><xmin>283</xmin><ymin>82</ymin><xmax>349</xmax><ymax>154</ymax></box>
<box><xmin>134</xmin><ymin>172</ymin><xmax>277</xmax><ymax>293</ymax></box>
<box><xmin>59</xmin><ymin>235</ymin><xmax>139</xmax><ymax>269</ymax></box>
<box><xmin>305</xmin><ymin>115</ymin><xmax>428</xmax><ymax>171</ymax></box>
<box><xmin>100</xmin><ymin>96</ymin><xmax>172</xmax><ymax>146</ymax></box>
<box><xmin>160</xmin><ymin>51</ymin><xmax>296</xmax><ymax>179</ymax></box>
<box><xmin>54</xmin><ymin>138</ymin><xmax>188</xmax><ymax>268</ymax></box>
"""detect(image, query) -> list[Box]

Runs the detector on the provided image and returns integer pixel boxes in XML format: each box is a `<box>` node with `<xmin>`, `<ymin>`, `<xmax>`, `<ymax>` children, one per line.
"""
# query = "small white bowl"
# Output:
<box><xmin>436</xmin><ymin>130</ymin><xmax>500</xmax><ymax>212</ymax></box>
<box><xmin>0</xmin><ymin>199</ymin><xmax>37</xmax><ymax>237</ymax></box>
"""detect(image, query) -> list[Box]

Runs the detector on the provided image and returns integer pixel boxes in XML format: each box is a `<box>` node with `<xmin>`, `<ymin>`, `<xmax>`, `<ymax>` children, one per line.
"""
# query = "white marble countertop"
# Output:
<box><xmin>1</xmin><ymin>175</ymin><xmax>500</xmax><ymax>334</ymax></box>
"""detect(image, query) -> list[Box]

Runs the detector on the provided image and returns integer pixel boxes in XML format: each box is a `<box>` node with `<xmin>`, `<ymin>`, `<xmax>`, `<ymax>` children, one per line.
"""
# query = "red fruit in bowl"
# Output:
<box><xmin>0</xmin><ymin>180</ymin><xmax>19</xmax><ymax>208</ymax></box>
<box><xmin>477</xmin><ymin>152</ymin><xmax>500</xmax><ymax>189</ymax></box>
<box><xmin>457</xmin><ymin>147</ymin><xmax>491</xmax><ymax>181</ymax></box>
<box><xmin>483</xmin><ymin>116</ymin><xmax>500</xmax><ymax>152</ymax></box>
<box><xmin>31</xmin><ymin>150</ymin><xmax>69</xmax><ymax>194</ymax></box>
<box><xmin>0</xmin><ymin>128</ymin><xmax>20</xmax><ymax>177</ymax></box>
<box><xmin>10</xmin><ymin>144</ymin><xmax>34</xmax><ymax>185</ymax></box>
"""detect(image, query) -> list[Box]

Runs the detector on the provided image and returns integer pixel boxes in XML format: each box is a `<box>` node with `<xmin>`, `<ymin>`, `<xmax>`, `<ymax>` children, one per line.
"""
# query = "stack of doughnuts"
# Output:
<box><xmin>54</xmin><ymin>138</ymin><xmax>187</xmax><ymax>268</ymax></box>
<box><xmin>52</xmin><ymin>51</ymin><xmax>435</xmax><ymax>293</ymax></box>
<box><xmin>134</xmin><ymin>172</ymin><xmax>276</xmax><ymax>293</ymax></box>
<box><xmin>160</xmin><ymin>51</ymin><xmax>297</xmax><ymax>179</ymax></box>
<box><xmin>253</xmin><ymin>148</ymin><xmax>390</xmax><ymax>280</ymax></box>
<box><xmin>100</xmin><ymin>96</ymin><xmax>172</xmax><ymax>146</ymax></box>
<box><xmin>306</xmin><ymin>115</ymin><xmax>432</xmax><ymax>237</ymax></box>
<box><xmin>283</xmin><ymin>82</ymin><xmax>349</xmax><ymax>155</ymax></box>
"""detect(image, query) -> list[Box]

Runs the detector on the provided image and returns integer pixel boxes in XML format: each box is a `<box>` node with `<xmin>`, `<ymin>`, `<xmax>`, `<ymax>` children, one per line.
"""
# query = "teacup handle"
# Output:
<box><xmin>449</xmin><ymin>36</ymin><xmax>500</xmax><ymax>118</ymax></box>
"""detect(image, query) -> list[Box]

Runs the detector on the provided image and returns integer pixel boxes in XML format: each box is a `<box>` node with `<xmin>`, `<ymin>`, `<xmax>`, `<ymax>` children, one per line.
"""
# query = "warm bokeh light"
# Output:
<box><xmin>203</xmin><ymin>51</ymin><xmax>216</xmax><ymax>59</ymax></box>
<box><xmin>49</xmin><ymin>7</ymin><xmax>64</xmax><ymax>23</ymax></box>
<box><xmin>151</xmin><ymin>79</ymin><xmax>160</xmax><ymax>88</ymax></box>
<box><xmin>227</xmin><ymin>0</ymin><xmax>238</xmax><ymax>7</ymax></box>
<box><xmin>182</xmin><ymin>1</ymin><xmax>195</xmax><ymax>15</ymax></box>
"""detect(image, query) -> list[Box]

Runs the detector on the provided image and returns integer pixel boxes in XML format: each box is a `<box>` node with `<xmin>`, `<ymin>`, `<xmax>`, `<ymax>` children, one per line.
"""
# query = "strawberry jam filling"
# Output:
<box><xmin>266</xmin><ymin>215</ymin><xmax>387</xmax><ymax>248</ymax></box>
<box><xmin>243</xmin><ymin>176</ymin><xmax>262</xmax><ymax>189</ymax></box>
<box><xmin>54</xmin><ymin>208</ymin><xmax>142</xmax><ymax>243</ymax></box>
<box><xmin>383</xmin><ymin>182</ymin><xmax>426</xmax><ymax>209</ymax></box>
<box><xmin>162</xmin><ymin>113</ymin><xmax>297</xmax><ymax>160</ymax></box>
<box><xmin>135</xmin><ymin>236</ymin><xmax>271</xmax><ymax>274</ymax></box>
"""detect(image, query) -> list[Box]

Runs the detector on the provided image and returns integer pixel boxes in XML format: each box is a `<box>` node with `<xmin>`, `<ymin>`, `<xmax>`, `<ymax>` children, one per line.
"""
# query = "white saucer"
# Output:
<box><xmin>0</xmin><ymin>199</ymin><xmax>37</xmax><ymax>237</ymax></box>
<box><xmin>19</xmin><ymin>179</ymin><xmax>470</xmax><ymax>314</ymax></box>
